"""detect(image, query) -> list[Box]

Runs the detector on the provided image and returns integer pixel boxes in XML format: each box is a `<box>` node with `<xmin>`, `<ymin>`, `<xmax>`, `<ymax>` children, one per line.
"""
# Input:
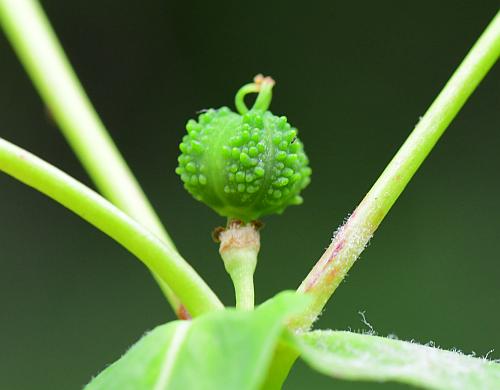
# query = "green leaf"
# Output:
<box><xmin>290</xmin><ymin>330</ymin><xmax>500</xmax><ymax>390</ymax></box>
<box><xmin>85</xmin><ymin>292</ymin><xmax>306</xmax><ymax>390</ymax></box>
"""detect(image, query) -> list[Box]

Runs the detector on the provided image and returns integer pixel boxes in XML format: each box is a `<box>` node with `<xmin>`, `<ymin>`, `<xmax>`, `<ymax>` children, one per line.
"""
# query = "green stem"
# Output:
<box><xmin>0</xmin><ymin>136</ymin><xmax>224</xmax><ymax>317</ymax></box>
<box><xmin>234</xmin><ymin>75</ymin><xmax>275</xmax><ymax>114</ymax></box>
<box><xmin>252</xmin><ymin>77</ymin><xmax>274</xmax><ymax>112</ymax></box>
<box><xmin>262</xmin><ymin>10</ymin><xmax>500</xmax><ymax>390</ymax></box>
<box><xmin>225</xmin><ymin>249</ymin><xmax>256</xmax><ymax>310</ymax></box>
<box><xmin>218</xmin><ymin>222</ymin><xmax>259</xmax><ymax>310</ymax></box>
<box><xmin>0</xmin><ymin>0</ymin><xmax>183</xmax><ymax>314</ymax></box>
<box><xmin>235</xmin><ymin>83</ymin><xmax>260</xmax><ymax>114</ymax></box>
<box><xmin>294</xmin><ymin>10</ymin><xmax>500</xmax><ymax>330</ymax></box>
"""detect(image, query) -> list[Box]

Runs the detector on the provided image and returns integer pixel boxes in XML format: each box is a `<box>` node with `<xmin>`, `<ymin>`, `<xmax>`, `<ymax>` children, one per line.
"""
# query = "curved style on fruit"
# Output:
<box><xmin>176</xmin><ymin>75</ymin><xmax>311</xmax><ymax>221</ymax></box>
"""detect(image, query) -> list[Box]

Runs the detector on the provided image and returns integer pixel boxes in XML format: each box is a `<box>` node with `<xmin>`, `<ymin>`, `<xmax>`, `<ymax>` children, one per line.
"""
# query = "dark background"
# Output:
<box><xmin>1</xmin><ymin>1</ymin><xmax>499</xmax><ymax>389</ymax></box>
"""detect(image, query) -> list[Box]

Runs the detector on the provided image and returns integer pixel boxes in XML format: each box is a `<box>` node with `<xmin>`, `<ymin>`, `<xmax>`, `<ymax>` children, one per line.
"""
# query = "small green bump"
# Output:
<box><xmin>290</xmin><ymin>143</ymin><xmax>300</xmax><ymax>153</ymax></box>
<box><xmin>229</xmin><ymin>164</ymin><xmax>238</xmax><ymax>173</ymax></box>
<box><xmin>245</xmin><ymin>173</ymin><xmax>255</xmax><ymax>183</ymax></box>
<box><xmin>285</xmin><ymin>130</ymin><xmax>297</xmax><ymax>142</ymax></box>
<box><xmin>249</xmin><ymin>146</ymin><xmax>258</xmax><ymax>157</ymax></box>
<box><xmin>181</xmin><ymin>173</ymin><xmax>189</xmax><ymax>182</ymax></box>
<box><xmin>282</xmin><ymin>167</ymin><xmax>294</xmax><ymax>177</ymax></box>
<box><xmin>285</xmin><ymin>154</ymin><xmax>298</xmax><ymax>166</ymax></box>
<box><xmin>247</xmin><ymin>185</ymin><xmax>257</xmax><ymax>193</ymax></box>
<box><xmin>273</xmin><ymin>190</ymin><xmax>282</xmax><ymax>198</ymax></box>
<box><xmin>236</xmin><ymin>171</ymin><xmax>245</xmax><ymax>183</ymax></box>
<box><xmin>272</xmin><ymin>135</ymin><xmax>281</xmax><ymax>145</ymax></box>
<box><xmin>242</xmin><ymin>130</ymin><xmax>250</xmax><ymax>142</ymax></box>
<box><xmin>190</xmin><ymin>175</ymin><xmax>199</xmax><ymax>185</ymax></box>
<box><xmin>222</xmin><ymin>146</ymin><xmax>231</xmax><ymax>158</ymax></box>
<box><xmin>279</xmin><ymin>140</ymin><xmax>289</xmax><ymax>150</ymax></box>
<box><xmin>292</xmin><ymin>195</ymin><xmax>303</xmax><ymax>205</ymax></box>
<box><xmin>186</xmin><ymin>162</ymin><xmax>197</xmax><ymax>173</ymax></box>
<box><xmin>231</xmin><ymin>148</ymin><xmax>240</xmax><ymax>159</ymax></box>
<box><xmin>273</xmin><ymin>177</ymin><xmax>289</xmax><ymax>187</ymax></box>
<box><xmin>179</xmin><ymin>142</ymin><xmax>188</xmax><ymax>153</ymax></box>
<box><xmin>278</xmin><ymin>116</ymin><xmax>287</xmax><ymax>128</ymax></box>
<box><xmin>228</xmin><ymin>173</ymin><xmax>235</xmax><ymax>182</ymax></box>
<box><xmin>276</xmin><ymin>151</ymin><xmax>287</xmax><ymax>161</ymax></box>
<box><xmin>175</xmin><ymin>167</ymin><xmax>183</xmax><ymax>174</ymax></box>
<box><xmin>250</xmin><ymin>158</ymin><xmax>258</xmax><ymax>166</ymax></box>
<box><xmin>276</xmin><ymin>162</ymin><xmax>285</xmax><ymax>170</ymax></box>
<box><xmin>186</xmin><ymin>119</ymin><xmax>200</xmax><ymax>133</ymax></box>
<box><xmin>251</xmin><ymin>133</ymin><xmax>260</xmax><ymax>142</ymax></box>
<box><xmin>240</xmin><ymin>152</ymin><xmax>251</xmax><ymax>167</ymax></box>
<box><xmin>234</xmin><ymin>135</ymin><xmax>244</xmax><ymax>146</ymax></box>
<box><xmin>254</xmin><ymin>166</ymin><xmax>265</xmax><ymax>177</ymax></box>
<box><xmin>191</xmin><ymin>140</ymin><xmax>203</xmax><ymax>154</ymax></box>
<box><xmin>290</xmin><ymin>173</ymin><xmax>301</xmax><ymax>183</ymax></box>
<box><xmin>257</xmin><ymin>142</ymin><xmax>266</xmax><ymax>152</ymax></box>
<box><xmin>199</xmin><ymin>110</ymin><xmax>215</xmax><ymax>124</ymax></box>
<box><xmin>224</xmin><ymin>185</ymin><xmax>231</xmax><ymax>193</ymax></box>
<box><xmin>199</xmin><ymin>174</ymin><xmax>207</xmax><ymax>185</ymax></box>
<box><xmin>237</xmin><ymin>183</ymin><xmax>246</xmax><ymax>192</ymax></box>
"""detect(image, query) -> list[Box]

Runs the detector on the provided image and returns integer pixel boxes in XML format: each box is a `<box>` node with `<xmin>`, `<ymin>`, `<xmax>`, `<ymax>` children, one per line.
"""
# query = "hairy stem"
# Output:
<box><xmin>0</xmin><ymin>0</ymin><xmax>185</xmax><ymax>315</ymax></box>
<box><xmin>0</xmin><ymin>137</ymin><xmax>224</xmax><ymax>317</ymax></box>
<box><xmin>294</xmin><ymin>10</ymin><xmax>500</xmax><ymax>330</ymax></box>
<box><xmin>261</xmin><ymin>10</ymin><xmax>500</xmax><ymax>390</ymax></box>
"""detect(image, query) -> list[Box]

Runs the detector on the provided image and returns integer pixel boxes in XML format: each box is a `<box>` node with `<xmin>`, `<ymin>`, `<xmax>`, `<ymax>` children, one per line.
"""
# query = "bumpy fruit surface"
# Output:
<box><xmin>176</xmin><ymin>77</ymin><xmax>311</xmax><ymax>221</ymax></box>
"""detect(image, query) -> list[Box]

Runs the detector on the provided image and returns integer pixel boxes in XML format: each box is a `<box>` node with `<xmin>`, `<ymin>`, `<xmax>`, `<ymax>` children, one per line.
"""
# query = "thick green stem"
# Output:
<box><xmin>0</xmin><ymin>137</ymin><xmax>224</xmax><ymax>317</ymax></box>
<box><xmin>218</xmin><ymin>222</ymin><xmax>260</xmax><ymax>310</ymax></box>
<box><xmin>294</xmin><ymin>10</ymin><xmax>500</xmax><ymax>330</ymax></box>
<box><xmin>224</xmin><ymin>248</ymin><xmax>257</xmax><ymax>310</ymax></box>
<box><xmin>0</xmin><ymin>0</ymin><xmax>186</xmax><ymax>314</ymax></box>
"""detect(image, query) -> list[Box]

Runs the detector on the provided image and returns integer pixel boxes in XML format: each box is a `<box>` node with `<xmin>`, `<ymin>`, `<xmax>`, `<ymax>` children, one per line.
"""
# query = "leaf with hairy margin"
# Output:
<box><xmin>290</xmin><ymin>330</ymin><xmax>500</xmax><ymax>389</ymax></box>
<box><xmin>84</xmin><ymin>291</ymin><xmax>306</xmax><ymax>390</ymax></box>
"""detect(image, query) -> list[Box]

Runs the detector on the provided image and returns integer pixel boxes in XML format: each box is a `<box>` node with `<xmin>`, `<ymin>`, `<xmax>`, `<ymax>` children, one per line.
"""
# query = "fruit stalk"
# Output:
<box><xmin>217</xmin><ymin>220</ymin><xmax>260</xmax><ymax>310</ymax></box>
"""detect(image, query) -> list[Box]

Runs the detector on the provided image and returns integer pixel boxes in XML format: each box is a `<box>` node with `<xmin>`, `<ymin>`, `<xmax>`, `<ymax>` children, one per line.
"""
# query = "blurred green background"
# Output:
<box><xmin>1</xmin><ymin>1</ymin><xmax>499</xmax><ymax>389</ymax></box>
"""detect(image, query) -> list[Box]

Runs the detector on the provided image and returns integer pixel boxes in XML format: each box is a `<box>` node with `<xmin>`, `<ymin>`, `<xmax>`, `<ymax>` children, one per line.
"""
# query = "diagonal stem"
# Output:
<box><xmin>261</xmin><ymin>10</ymin><xmax>500</xmax><ymax>390</ymax></box>
<box><xmin>294</xmin><ymin>10</ymin><xmax>500</xmax><ymax>330</ymax></box>
<box><xmin>0</xmin><ymin>136</ymin><xmax>224</xmax><ymax>317</ymax></box>
<box><xmin>0</xmin><ymin>0</ymin><xmax>187</xmax><ymax>315</ymax></box>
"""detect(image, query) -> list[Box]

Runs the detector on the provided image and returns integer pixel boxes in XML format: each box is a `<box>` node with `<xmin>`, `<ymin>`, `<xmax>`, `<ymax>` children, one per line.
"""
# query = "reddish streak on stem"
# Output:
<box><xmin>303</xmin><ymin>236</ymin><xmax>347</xmax><ymax>292</ymax></box>
<box><xmin>302</xmin><ymin>207</ymin><xmax>361</xmax><ymax>292</ymax></box>
<box><xmin>177</xmin><ymin>304</ymin><xmax>192</xmax><ymax>320</ymax></box>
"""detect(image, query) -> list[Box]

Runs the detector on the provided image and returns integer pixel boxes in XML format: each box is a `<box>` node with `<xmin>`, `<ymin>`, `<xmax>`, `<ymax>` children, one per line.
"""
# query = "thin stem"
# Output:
<box><xmin>252</xmin><ymin>75</ymin><xmax>275</xmax><ymax>112</ymax></box>
<box><xmin>0</xmin><ymin>0</ymin><xmax>184</xmax><ymax>313</ymax></box>
<box><xmin>293</xmin><ymin>11</ymin><xmax>500</xmax><ymax>330</ymax></box>
<box><xmin>235</xmin><ymin>83</ymin><xmax>260</xmax><ymax>114</ymax></box>
<box><xmin>234</xmin><ymin>74</ymin><xmax>275</xmax><ymax>114</ymax></box>
<box><xmin>0</xmin><ymin>137</ymin><xmax>224</xmax><ymax>317</ymax></box>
